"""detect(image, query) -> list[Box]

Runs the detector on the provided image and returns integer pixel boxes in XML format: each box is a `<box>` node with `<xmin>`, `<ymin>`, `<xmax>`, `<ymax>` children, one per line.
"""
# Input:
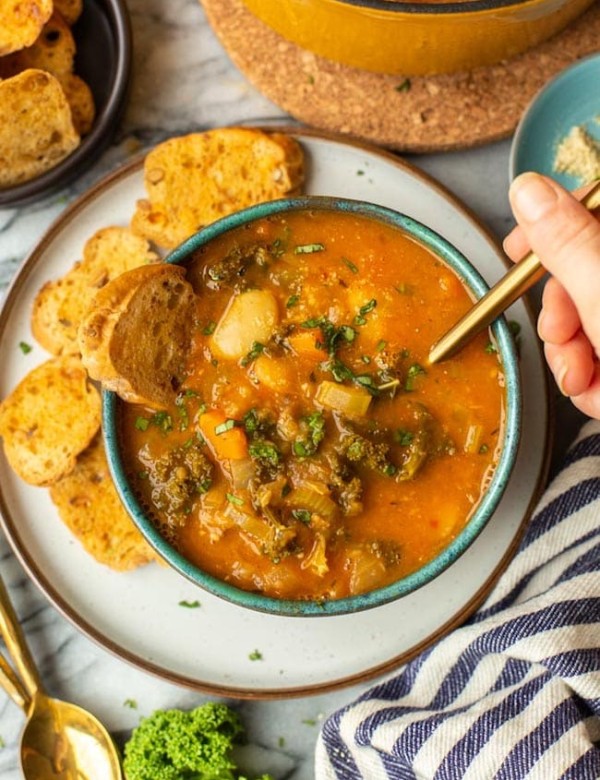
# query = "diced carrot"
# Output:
<box><xmin>288</xmin><ymin>331</ymin><xmax>324</xmax><ymax>361</ymax></box>
<box><xmin>198</xmin><ymin>409</ymin><xmax>248</xmax><ymax>461</ymax></box>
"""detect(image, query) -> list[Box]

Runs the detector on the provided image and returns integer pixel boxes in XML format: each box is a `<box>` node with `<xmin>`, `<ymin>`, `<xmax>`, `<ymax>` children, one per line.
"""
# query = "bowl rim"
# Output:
<box><xmin>103</xmin><ymin>196</ymin><xmax>522</xmax><ymax>617</ymax></box>
<box><xmin>248</xmin><ymin>0</ymin><xmax>553</xmax><ymax>19</ymax></box>
<box><xmin>0</xmin><ymin>0</ymin><xmax>132</xmax><ymax>209</ymax></box>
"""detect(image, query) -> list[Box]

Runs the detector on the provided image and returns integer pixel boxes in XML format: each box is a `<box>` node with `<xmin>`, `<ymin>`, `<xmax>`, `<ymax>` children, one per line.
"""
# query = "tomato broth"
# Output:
<box><xmin>119</xmin><ymin>209</ymin><xmax>506</xmax><ymax>601</ymax></box>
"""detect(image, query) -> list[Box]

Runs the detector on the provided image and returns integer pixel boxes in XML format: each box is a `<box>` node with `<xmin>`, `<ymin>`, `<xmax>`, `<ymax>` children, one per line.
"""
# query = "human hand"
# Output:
<box><xmin>505</xmin><ymin>172</ymin><xmax>600</xmax><ymax>419</ymax></box>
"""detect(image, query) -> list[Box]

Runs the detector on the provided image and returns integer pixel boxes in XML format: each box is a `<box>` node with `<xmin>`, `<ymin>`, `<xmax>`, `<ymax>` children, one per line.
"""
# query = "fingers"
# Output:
<box><xmin>568</xmin><ymin>364</ymin><xmax>600</xmax><ymax>420</ymax></box>
<box><xmin>537</xmin><ymin>277</ymin><xmax>581</xmax><ymax>345</ymax></box>
<box><xmin>502</xmin><ymin>226</ymin><xmax>529</xmax><ymax>262</ymax></box>
<box><xmin>503</xmin><ymin>181</ymin><xmax>596</xmax><ymax>264</ymax></box>
<box><xmin>544</xmin><ymin>336</ymin><xmax>595</xmax><ymax>397</ymax></box>
<box><xmin>508</xmin><ymin>174</ymin><xmax>600</xmax><ymax>340</ymax></box>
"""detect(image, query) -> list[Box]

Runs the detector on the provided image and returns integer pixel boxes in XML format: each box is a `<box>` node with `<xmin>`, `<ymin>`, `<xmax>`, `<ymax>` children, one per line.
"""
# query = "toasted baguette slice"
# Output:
<box><xmin>60</xmin><ymin>73</ymin><xmax>95</xmax><ymax>136</ymax></box>
<box><xmin>52</xmin><ymin>0</ymin><xmax>83</xmax><ymax>26</ymax></box>
<box><xmin>0</xmin><ymin>69</ymin><xmax>79</xmax><ymax>188</ymax></box>
<box><xmin>0</xmin><ymin>0</ymin><xmax>53</xmax><ymax>56</ymax></box>
<box><xmin>0</xmin><ymin>12</ymin><xmax>76</xmax><ymax>81</ymax></box>
<box><xmin>131</xmin><ymin>127</ymin><xmax>305</xmax><ymax>249</ymax></box>
<box><xmin>79</xmin><ymin>264</ymin><xmax>197</xmax><ymax>408</ymax></box>
<box><xmin>0</xmin><ymin>355</ymin><xmax>101</xmax><ymax>486</ymax></box>
<box><xmin>32</xmin><ymin>227</ymin><xmax>159</xmax><ymax>356</ymax></box>
<box><xmin>50</xmin><ymin>435</ymin><xmax>157</xmax><ymax>571</ymax></box>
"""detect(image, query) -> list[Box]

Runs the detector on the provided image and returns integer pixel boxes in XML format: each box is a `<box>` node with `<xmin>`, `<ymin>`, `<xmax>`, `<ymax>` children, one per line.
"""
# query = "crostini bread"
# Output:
<box><xmin>78</xmin><ymin>263</ymin><xmax>197</xmax><ymax>408</ymax></box>
<box><xmin>32</xmin><ymin>226</ymin><xmax>159</xmax><ymax>356</ymax></box>
<box><xmin>50</xmin><ymin>434</ymin><xmax>158</xmax><ymax>571</ymax></box>
<box><xmin>131</xmin><ymin>127</ymin><xmax>305</xmax><ymax>248</ymax></box>
<box><xmin>0</xmin><ymin>355</ymin><xmax>101</xmax><ymax>486</ymax></box>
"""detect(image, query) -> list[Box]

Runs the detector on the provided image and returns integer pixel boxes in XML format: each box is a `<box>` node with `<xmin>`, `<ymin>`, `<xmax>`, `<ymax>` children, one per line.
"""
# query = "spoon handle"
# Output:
<box><xmin>0</xmin><ymin>573</ymin><xmax>42</xmax><ymax>701</ymax></box>
<box><xmin>0</xmin><ymin>652</ymin><xmax>30</xmax><ymax>710</ymax></box>
<box><xmin>429</xmin><ymin>180</ymin><xmax>600</xmax><ymax>364</ymax></box>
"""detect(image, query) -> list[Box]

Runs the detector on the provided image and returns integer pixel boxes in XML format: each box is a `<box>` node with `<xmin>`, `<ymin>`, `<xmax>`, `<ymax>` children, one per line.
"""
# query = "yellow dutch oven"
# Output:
<box><xmin>241</xmin><ymin>0</ymin><xmax>596</xmax><ymax>76</ymax></box>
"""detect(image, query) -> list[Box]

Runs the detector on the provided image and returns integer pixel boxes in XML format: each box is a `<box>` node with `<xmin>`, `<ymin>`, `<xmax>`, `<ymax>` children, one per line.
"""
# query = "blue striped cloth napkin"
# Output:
<box><xmin>316</xmin><ymin>420</ymin><xmax>600</xmax><ymax>779</ymax></box>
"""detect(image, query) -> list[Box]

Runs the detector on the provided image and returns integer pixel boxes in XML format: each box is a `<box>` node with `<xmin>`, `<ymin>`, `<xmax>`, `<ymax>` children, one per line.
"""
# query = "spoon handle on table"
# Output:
<box><xmin>0</xmin><ymin>652</ymin><xmax>29</xmax><ymax>710</ymax></box>
<box><xmin>429</xmin><ymin>180</ymin><xmax>600</xmax><ymax>364</ymax></box>
<box><xmin>0</xmin><ymin>573</ymin><xmax>42</xmax><ymax>701</ymax></box>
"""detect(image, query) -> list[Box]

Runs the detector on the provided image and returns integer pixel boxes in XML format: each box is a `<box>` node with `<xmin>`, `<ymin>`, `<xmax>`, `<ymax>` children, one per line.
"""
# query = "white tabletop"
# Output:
<box><xmin>0</xmin><ymin>1</ymin><xmax>585</xmax><ymax>778</ymax></box>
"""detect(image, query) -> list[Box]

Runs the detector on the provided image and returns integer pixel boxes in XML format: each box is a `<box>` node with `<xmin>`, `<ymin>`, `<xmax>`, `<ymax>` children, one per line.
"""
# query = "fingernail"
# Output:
<box><xmin>510</xmin><ymin>173</ymin><xmax>558</xmax><ymax>222</ymax></box>
<box><xmin>537</xmin><ymin>310</ymin><xmax>546</xmax><ymax>339</ymax></box>
<box><xmin>554</xmin><ymin>357</ymin><xmax>569</xmax><ymax>396</ymax></box>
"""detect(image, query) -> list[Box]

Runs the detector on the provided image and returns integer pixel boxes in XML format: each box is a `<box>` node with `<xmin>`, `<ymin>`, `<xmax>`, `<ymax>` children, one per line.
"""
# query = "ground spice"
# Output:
<box><xmin>554</xmin><ymin>120</ymin><xmax>600</xmax><ymax>183</ymax></box>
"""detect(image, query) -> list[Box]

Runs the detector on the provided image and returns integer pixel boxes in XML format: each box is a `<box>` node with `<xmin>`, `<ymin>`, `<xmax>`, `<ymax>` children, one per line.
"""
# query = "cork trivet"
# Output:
<box><xmin>201</xmin><ymin>0</ymin><xmax>600</xmax><ymax>153</ymax></box>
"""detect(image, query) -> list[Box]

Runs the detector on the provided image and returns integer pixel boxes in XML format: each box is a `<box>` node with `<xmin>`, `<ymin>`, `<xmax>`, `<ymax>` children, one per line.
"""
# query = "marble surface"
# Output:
<box><xmin>0</xmin><ymin>1</ymin><xmax>586</xmax><ymax>778</ymax></box>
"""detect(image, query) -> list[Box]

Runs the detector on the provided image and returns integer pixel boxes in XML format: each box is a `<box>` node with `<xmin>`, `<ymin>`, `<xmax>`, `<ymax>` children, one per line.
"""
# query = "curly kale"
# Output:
<box><xmin>122</xmin><ymin>702</ymin><xmax>273</xmax><ymax>780</ymax></box>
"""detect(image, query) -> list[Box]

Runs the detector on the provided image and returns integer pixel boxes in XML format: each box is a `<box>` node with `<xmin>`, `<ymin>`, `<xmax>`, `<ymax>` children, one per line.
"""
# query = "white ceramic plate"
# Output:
<box><xmin>0</xmin><ymin>128</ymin><xmax>550</xmax><ymax>698</ymax></box>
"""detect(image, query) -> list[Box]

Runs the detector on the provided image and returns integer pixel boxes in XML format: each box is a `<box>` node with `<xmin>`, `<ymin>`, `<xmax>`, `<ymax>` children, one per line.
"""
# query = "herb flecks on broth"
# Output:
<box><xmin>120</xmin><ymin>210</ymin><xmax>505</xmax><ymax>601</ymax></box>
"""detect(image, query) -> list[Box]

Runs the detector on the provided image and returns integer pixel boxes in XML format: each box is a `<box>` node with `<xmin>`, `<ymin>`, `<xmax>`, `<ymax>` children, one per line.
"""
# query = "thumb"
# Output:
<box><xmin>508</xmin><ymin>173</ymin><xmax>600</xmax><ymax>338</ymax></box>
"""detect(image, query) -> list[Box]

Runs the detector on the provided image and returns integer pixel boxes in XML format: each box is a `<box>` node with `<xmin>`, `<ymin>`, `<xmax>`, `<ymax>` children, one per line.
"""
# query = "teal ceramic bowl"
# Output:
<box><xmin>510</xmin><ymin>52</ymin><xmax>600</xmax><ymax>188</ymax></box>
<box><xmin>104</xmin><ymin>197</ymin><xmax>521</xmax><ymax>617</ymax></box>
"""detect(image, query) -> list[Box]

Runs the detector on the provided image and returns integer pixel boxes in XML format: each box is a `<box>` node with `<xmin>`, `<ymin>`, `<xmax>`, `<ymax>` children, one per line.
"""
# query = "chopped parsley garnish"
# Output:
<box><xmin>394</xmin><ymin>429</ymin><xmax>414</xmax><ymax>446</ymax></box>
<box><xmin>479</xmin><ymin>444</ymin><xmax>489</xmax><ymax>455</ymax></box>
<box><xmin>226</xmin><ymin>492</ymin><xmax>244</xmax><ymax>506</ymax></box>
<box><xmin>395</xmin><ymin>78</ymin><xmax>411</xmax><ymax>93</ymax></box>
<box><xmin>123</xmin><ymin>699</ymin><xmax>138</xmax><ymax>709</ymax></box>
<box><xmin>152</xmin><ymin>411</ymin><xmax>173</xmax><ymax>433</ymax></box>
<box><xmin>353</xmin><ymin>298</ymin><xmax>377</xmax><ymax>326</ymax></box>
<box><xmin>18</xmin><ymin>341</ymin><xmax>32</xmax><ymax>354</ymax></box>
<box><xmin>292</xmin><ymin>508</ymin><xmax>312</xmax><ymax>525</ymax></box>
<box><xmin>405</xmin><ymin>363</ymin><xmax>426</xmax><ymax>391</ymax></box>
<box><xmin>361</xmin><ymin>355</ymin><xmax>371</xmax><ymax>364</ymax></box>
<box><xmin>293</xmin><ymin>411</ymin><xmax>326</xmax><ymax>459</ymax></box>
<box><xmin>301</xmin><ymin>316</ymin><xmax>356</xmax><ymax>356</ymax></box>
<box><xmin>134</xmin><ymin>412</ymin><xmax>174</xmax><ymax>434</ymax></box>
<box><xmin>376</xmin><ymin>339</ymin><xmax>387</xmax><ymax>352</ymax></box>
<box><xmin>294</xmin><ymin>243</ymin><xmax>325</xmax><ymax>254</ymax></box>
<box><xmin>135</xmin><ymin>416</ymin><xmax>150</xmax><ymax>431</ymax></box>
<box><xmin>178</xmin><ymin>599</ymin><xmax>201</xmax><ymax>608</ymax></box>
<box><xmin>241</xmin><ymin>341</ymin><xmax>265</xmax><ymax>366</ymax></box>
<box><xmin>302</xmin><ymin>718</ymin><xmax>318</xmax><ymax>726</ymax></box>
<box><xmin>286</xmin><ymin>293</ymin><xmax>300</xmax><ymax>308</ymax></box>
<box><xmin>215</xmin><ymin>418</ymin><xmax>237</xmax><ymax>435</ymax></box>
<box><xmin>202</xmin><ymin>320</ymin><xmax>216</xmax><ymax>335</ymax></box>
<box><xmin>359</xmin><ymin>299</ymin><xmax>377</xmax><ymax>315</ymax></box>
<box><xmin>342</xmin><ymin>257</ymin><xmax>359</xmax><ymax>274</ymax></box>
<box><xmin>248</xmin><ymin>649</ymin><xmax>263</xmax><ymax>661</ymax></box>
<box><xmin>484</xmin><ymin>341</ymin><xmax>497</xmax><ymax>354</ymax></box>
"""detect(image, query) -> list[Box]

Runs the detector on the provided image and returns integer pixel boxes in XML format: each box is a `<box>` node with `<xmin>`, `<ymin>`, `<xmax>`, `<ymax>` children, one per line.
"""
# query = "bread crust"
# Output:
<box><xmin>79</xmin><ymin>264</ymin><xmax>197</xmax><ymax>408</ymax></box>
<box><xmin>131</xmin><ymin>127</ymin><xmax>305</xmax><ymax>248</ymax></box>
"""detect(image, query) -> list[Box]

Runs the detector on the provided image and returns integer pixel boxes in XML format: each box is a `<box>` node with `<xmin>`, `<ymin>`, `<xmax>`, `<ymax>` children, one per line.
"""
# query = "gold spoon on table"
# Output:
<box><xmin>0</xmin><ymin>572</ymin><xmax>123</xmax><ymax>780</ymax></box>
<box><xmin>429</xmin><ymin>180</ymin><xmax>600</xmax><ymax>364</ymax></box>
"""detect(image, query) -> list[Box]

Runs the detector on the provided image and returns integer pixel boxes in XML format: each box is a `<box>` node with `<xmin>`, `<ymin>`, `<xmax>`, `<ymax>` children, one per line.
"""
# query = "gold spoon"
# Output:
<box><xmin>0</xmin><ymin>572</ymin><xmax>123</xmax><ymax>780</ymax></box>
<box><xmin>429</xmin><ymin>180</ymin><xmax>600</xmax><ymax>364</ymax></box>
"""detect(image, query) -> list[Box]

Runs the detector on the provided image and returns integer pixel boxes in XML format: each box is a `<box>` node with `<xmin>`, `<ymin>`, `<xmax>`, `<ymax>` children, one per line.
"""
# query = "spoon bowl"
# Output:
<box><xmin>20</xmin><ymin>692</ymin><xmax>122</xmax><ymax>779</ymax></box>
<box><xmin>0</xmin><ymin>573</ymin><xmax>123</xmax><ymax>780</ymax></box>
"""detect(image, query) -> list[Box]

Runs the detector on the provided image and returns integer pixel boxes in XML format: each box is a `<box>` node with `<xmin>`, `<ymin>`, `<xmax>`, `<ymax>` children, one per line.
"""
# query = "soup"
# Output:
<box><xmin>119</xmin><ymin>208</ymin><xmax>506</xmax><ymax>601</ymax></box>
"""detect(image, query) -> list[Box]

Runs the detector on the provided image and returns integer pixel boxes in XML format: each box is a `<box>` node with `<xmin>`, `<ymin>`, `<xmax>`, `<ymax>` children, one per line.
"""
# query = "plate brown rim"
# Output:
<box><xmin>0</xmin><ymin>125</ymin><xmax>553</xmax><ymax>699</ymax></box>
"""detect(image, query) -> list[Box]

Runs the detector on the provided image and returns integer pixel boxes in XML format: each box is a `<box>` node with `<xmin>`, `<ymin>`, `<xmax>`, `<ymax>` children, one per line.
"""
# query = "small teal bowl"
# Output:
<box><xmin>104</xmin><ymin>197</ymin><xmax>522</xmax><ymax>617</ymax></box>
<box><xmin>510</xmin><ymin>52</ymin><xmax>600</xmax><ymax>188</ymax></box>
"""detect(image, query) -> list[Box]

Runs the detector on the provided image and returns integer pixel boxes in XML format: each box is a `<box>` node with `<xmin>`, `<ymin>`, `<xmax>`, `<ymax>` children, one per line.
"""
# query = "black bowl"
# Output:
<box><xmin>0</xmin><ymin>0</ymin><xmax>132</xmax><ymax>209</ymax></box>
